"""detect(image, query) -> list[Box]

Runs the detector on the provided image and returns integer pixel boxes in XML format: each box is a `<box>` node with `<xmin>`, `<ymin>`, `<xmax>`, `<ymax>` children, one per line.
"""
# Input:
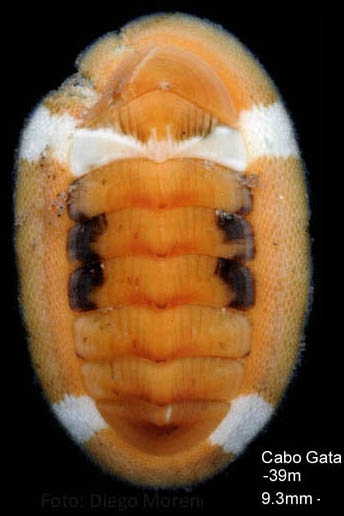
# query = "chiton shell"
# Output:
<box><xmin>15</xmin><ymin>13</ymin><xmax>310</xmax><ymax>487</ymax></box>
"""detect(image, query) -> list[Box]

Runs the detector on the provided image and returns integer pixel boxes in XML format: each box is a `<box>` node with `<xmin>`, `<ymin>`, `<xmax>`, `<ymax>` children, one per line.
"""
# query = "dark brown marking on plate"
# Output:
<box><xmin>216</xmin><ymin>210</ymin><xmax>255</xmax><ymax>260</ymax></box>
<box><xmin>237</xmin><ymin>187</ymin><xmax>252</xmax><ymax>215</ymax></box>
<box><xmin>215</xmin><ymin>258</ymin><xmax>255</xmax><ymax>309</ymax></box>
<box><xmin>69</xmin><ymin>261</ymin><xmax>104</xmax><ymax>311</ymax></box>
<box><xmin>68</xmin><ymin>214</ymin><xmax>107</xmax><ymax>262</ymax></box>
<box><xmin>216</xmin><ymin>211</ymin><xmax>251</xmax><ymax>240</ymax></box>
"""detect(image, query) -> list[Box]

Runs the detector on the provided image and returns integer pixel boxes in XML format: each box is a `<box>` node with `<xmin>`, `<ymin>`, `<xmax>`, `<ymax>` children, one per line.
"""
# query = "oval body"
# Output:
<box><xmin>15</xmin><ymin>13</ymin><xmax>310</xmax><ymax>487</ymax></box>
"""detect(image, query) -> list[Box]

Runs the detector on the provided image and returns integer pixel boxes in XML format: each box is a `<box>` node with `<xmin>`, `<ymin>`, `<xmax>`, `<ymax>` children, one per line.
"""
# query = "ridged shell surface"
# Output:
<box><xmin>15</xmin><ymin>13</ymin><xmax>310</xmax><ymax>487</ymax></box>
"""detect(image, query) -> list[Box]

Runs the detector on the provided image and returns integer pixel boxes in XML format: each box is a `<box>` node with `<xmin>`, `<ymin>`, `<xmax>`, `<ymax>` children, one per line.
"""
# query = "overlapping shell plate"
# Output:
<box><xmin>15</xmin><ymin>13</ymin><xmax>310</xmax><ymax>487</ymax></box>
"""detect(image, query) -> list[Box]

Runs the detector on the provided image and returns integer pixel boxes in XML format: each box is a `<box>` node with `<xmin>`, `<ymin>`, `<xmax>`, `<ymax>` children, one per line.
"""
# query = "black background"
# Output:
<box><xmin>5</xmin><ymin>2</ymin><xmax>337</xmax><ymax>514</ymax></box>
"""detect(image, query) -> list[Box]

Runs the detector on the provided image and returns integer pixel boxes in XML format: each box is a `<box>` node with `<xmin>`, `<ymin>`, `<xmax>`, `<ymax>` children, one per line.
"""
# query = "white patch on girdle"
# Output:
<box><xmin>52</xmin><ymin>394</ymin><xmax>108</xmax><ymax>444</ymax></box>
<box><xmin>19</xmin><ymin>101</ymin><xmax>300</xmax><ymax>175</ymax></box>
<box><xmin>19</xmin><ymin>105</ymin><xmax>78</xmax><ymax>162</ymax></box>
<box><xmin>239</xmin><ymin>101</ymin><xmax>299</xmax><ymax>160</ymax></box>
<box><xmin>209</xmin><ymin>393</ymin><xmax>273</xmax><ymax>454</ymax></box>
<box><xmin>69</xmin><ymin>125</ymin><xmax>248</xmax><ymax>176</ymax></box>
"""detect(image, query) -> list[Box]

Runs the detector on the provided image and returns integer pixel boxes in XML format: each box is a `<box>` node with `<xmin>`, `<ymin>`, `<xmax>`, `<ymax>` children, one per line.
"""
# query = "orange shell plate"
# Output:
<box><xmin>15</xmin><ymin>13</ymin><xmax>310</xmax><ymax>487</ymax></box>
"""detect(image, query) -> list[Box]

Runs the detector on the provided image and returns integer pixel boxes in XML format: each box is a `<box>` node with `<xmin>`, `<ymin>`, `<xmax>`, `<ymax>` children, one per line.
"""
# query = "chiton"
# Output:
<box><xmin>15</xmin><ymin>13</ymin><xmax>310</xmax><ymax>487</ymax></box>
